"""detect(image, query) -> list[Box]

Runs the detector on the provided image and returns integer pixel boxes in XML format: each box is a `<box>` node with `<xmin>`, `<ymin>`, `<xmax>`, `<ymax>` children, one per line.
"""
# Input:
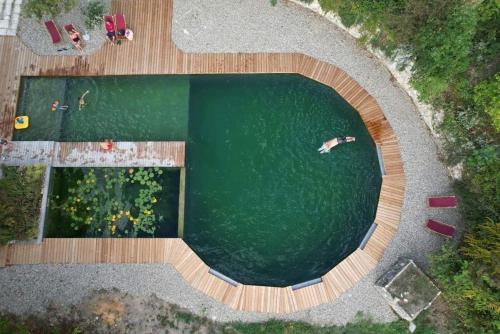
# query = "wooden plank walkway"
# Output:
<box><xmin>0</xmin><ymin>0</ymin><xmax>406</xmax><ymax>313</ymax></box>
<box><xmin>0</xmin><ymin>141</ymin><xmax>185</xmax><ymax>167</ymax></box>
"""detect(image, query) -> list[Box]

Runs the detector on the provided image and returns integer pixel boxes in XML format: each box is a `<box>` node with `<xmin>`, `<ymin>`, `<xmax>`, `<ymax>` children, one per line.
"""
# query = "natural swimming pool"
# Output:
<box><xmin>16</xmin><ymin>74</ymin><xmax>381</xmax><ymax>287</ymax></box>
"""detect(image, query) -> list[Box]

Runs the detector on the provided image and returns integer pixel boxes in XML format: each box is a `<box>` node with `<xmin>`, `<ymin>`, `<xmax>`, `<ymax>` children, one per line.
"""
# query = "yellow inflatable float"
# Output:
<box><xmin>14</xmin><ymin>116</ymin><xmax>29</xmax><ymax>130</ymax></box>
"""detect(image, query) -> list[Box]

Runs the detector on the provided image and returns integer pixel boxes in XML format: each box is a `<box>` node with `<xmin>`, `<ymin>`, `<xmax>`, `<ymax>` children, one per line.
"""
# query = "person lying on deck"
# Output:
<box><xmin>69</xmin><ymin>29</ymin><xmax>83</xmax><ymax>51</ymax></box>
<box><xmin>78</xmin><ymin>91</ymin><xmax>90</xmax><ymax>110</ymax></box>
<box><xmin>318</xmin><ymin>136</ymin><xmax>355</xmax><ymax>154</ymax></box>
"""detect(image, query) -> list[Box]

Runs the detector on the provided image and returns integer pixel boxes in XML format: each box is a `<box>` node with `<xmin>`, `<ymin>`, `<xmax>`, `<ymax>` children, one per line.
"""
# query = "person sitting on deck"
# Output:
<box><xmin>100</xmin><ymin>139</ymin><xmax>113</xmax><ymax>151</ymax></box>
<box><xmin>318</xmin><ymin>136</ymin><xmax>355</xmax><ymax>154</ymax></box>
<box><xmin>105</xmin><ymin>20</ymin><xmax>116</xmax><ymax>44</ymax></box>
<box><xmin>51</xmin><ymin>100</ymin><xmax>68</xmax><ymax>112</ymax></box>
<box><xmin>78</xmin><ymin>90</ymin><xmax>90</xmax><ymax>111</ymax></box>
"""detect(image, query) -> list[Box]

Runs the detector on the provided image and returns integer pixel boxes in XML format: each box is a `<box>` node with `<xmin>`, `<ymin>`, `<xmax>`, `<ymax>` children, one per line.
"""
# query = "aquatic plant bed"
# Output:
<box><xmin>0</xmin><ymin>165</ymin><xmax>46</xmax><ymax>244</ymax></box>
<box><xmin>46</xmin><ymin>167</ymin><xmax>180</xmax><ymax>238</ymax></box>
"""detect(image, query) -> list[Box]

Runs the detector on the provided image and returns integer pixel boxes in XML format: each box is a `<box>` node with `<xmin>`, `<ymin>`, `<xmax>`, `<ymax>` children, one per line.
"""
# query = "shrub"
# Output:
<box><xmin>22</xmin><ymin>0</ymin><xmax>77</xmax><ymax>20</ymax></box>
<box><xmin>474</xmin><ymin>75</ymin><xmax>500</xmax><ymax>131</ymax></box>
<box><xmin>0</xmin><ymin>165</ymin><xmax>45</xmax><ymax>244</ymax></box>
<box><xmin>431</xmin><ymin>229</ymin><xmax>500</xmax><ymax>333</ymax></box>
<box><xmin>83</xmin><ymin>0</ymin><xmax>105</xmax><ymax>30</ymax></box>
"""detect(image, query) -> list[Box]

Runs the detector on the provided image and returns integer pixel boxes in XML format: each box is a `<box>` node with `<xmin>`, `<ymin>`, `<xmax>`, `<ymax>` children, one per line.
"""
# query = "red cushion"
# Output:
<box><xmin>428</xmin><ymin>196</ymin><xmax>457</xmax><ymax>208</ymax></box>
<box><xmin>116</xmin><ymin>14</ymin><xmax>126</xmax><ymax>30</ymax></box>
<box><xmin>427</xmin><ymin>219</ymin><xmax>455</xmax><ymax>237</ymax></box>
<box><xmin>44</xmin><ymin>21</ymin><xmax>61</xmax><ymax>44</ymax></box>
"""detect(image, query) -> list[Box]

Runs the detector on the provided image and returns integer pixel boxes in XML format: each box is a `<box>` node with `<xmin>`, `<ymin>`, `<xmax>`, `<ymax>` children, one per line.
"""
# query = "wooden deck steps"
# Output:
<box><xmin>0</xmin><ymin>0</ymin><xmax>406</xmax><ymax>313</ymax></box>
<box><xmin>1</xmin><ymin>141</ymin><xmax>185</xmax><ymax>167</ymax></box>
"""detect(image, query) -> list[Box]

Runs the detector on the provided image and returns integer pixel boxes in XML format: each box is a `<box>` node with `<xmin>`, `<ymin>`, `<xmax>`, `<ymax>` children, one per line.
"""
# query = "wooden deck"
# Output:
<box><xmin>1</xmin><ymin>141</ymin><xmax>185</xmax><ymax>167</ymax></box>
<box><xmin>0</xmin><ymin>0</ymin><xmax>406</xmax><ymax>313</ymax></box>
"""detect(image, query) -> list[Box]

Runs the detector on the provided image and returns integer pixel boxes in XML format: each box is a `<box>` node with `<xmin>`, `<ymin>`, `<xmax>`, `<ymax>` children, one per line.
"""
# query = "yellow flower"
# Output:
<box><xmin>76</xmin><ymin>198</ymin><xmax>80</xmax><ymax>202</ymax></box>
<box><xmin>151</xmin><ymin>197</ymin><xmax>157</xmax><ymax>203</ymax></box>
<box><xmin>125</xmin><ymin>211</ymin><xmax>130</xmax><ymax>216</ymax></box>
<box><xmin>119</xmin><ymin>210</ymin><xmax>123</xmax><ymax>215</ymax></box>
<box><xmin>111</xmin><ymin>225</ymin><xmax>116</xmax><ymax>234</ymax></box>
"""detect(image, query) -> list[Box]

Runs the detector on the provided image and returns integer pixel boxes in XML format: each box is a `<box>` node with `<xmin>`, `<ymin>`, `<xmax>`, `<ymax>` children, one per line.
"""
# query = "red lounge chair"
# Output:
<box><xmin>104</xmin><ymin>15</ymin><xmax>116</xmax><ymax>42</ymax></box>
<box><xmin>44</xmin><ymin>20</ymin><xmax>62</xmax><ymax>44</ymax></box>
<box><xmin>116</xmin><ymin>14</ymin><xmax>126</xmax><ymax>39</ymax></box>
<box><xmin>426</xmin><ymin>219</ymin><xmax>455</xmax><ymax>238</ymax></box>
<box><xmin>428</xmin><ymin>196</ymin><xmax>457</xmax><ymax>208</ymax></box>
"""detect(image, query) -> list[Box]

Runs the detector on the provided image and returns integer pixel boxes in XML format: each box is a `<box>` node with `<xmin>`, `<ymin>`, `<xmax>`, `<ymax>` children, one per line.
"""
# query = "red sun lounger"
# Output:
<box><xmin>116</xmin><ymin>14</ymin><xmax>126</xmax><ymax>39</ymax></box>
<box><xmin>428</xmin><ymin>196</ymin><xmax>457</xmax><ymax>208</ymax></box>
<box><xmin>426</xmin><ymin>219</ymin><xmax>456</xmax><ymax>238</ymax></box>
<box><xmin>44</xmin><ymin>20</ymin><xmax>62</xmax><ymax>44</ymax></box>
<box><xmin>104</xmin><ymin>15</ymin><xmax>116</xmax><ymax>42</ymax></box>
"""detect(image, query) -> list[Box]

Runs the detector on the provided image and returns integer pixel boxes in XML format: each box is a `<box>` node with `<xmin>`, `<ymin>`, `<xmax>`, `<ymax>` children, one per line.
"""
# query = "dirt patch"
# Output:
<box><xmin>89</xmin><ymin>294</ymin><xmax>125</xmax><ymax>326</ymax></box>
<box><xmin>1</xmin><ymin>289</ymin><xmax>221</xmax><ymax>334</ymax></box>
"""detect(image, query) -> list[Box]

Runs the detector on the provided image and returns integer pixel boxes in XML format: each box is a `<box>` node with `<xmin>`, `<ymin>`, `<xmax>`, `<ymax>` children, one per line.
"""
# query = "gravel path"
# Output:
<box><xmin>0</xmin><ymin>0</ymin><xmax>461</xmax><ymax>326</ymax></box>
<box><xmin>18</xmin><ymin>0</ymin><xmax>110</xmax><ymax>56</ymax></box>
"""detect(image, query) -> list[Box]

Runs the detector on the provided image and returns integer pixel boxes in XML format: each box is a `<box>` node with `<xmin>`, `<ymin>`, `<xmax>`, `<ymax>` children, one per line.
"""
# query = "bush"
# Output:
<box><xmin>22</xmin><ymin>0</ymin><xmax>77</xmax><ymax>20</ymax></box>
<box><xmin>0</xmin><ymin>165</ymin><xmax>45</xmax><ymax>244</ymax></box>
<box><xmin>474</xmin><ymin>75</ymin><xmax>500</xmax><ymax>131</ymax></box>
<box><xmin>410</xmin><ymin>2</ymin><xmax>477</xmax><ymax>102</ymax></box>
<box><xmin>83</xmin><ymin>0</ymin><xmax>105</xmax><ymax>30</ymax></box>
<box><xmin>431</xmin><ymin>225</ymin><xmax>500</xmax><ymax>333</ymax></box>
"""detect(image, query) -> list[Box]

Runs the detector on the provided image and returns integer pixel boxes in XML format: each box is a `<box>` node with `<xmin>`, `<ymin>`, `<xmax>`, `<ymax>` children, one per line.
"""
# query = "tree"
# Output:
<box><xmin>22</xmin><ymin>0</ymin><xmax>77</xmax><ymax>20</ymax></box>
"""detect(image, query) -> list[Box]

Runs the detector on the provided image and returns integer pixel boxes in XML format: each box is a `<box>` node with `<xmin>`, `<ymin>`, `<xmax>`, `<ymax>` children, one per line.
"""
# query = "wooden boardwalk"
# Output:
<box><xmin>0</xmin><ymin>0</ymin><xmax>406</xmax><ymax>313</ymax></box>
<box><xmin>1</xmin><ymin>141</ymin><xmax>185</xmax><ymax>167</ymax></box>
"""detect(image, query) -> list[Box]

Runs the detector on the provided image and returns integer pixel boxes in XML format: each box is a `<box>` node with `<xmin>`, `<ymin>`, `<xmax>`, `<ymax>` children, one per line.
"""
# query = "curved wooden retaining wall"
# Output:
<box><xmin>0</xmin><ymin>0</ymin><xmax>405</xmax><ymax>313</ymax></box>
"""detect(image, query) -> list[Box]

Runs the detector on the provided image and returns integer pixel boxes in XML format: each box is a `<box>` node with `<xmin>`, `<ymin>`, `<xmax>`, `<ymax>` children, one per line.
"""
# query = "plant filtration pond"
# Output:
<box><xmin>17</xmin><ymin>74</ymin><xmax>381</xmax><ymax>286</ymax></box>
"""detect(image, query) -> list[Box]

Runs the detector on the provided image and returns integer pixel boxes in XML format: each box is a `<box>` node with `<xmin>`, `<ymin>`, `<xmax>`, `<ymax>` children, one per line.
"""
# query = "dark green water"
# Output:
<box><xmin>185</xmin><ymin>75</ymin><xmax>381</xmax><ymax>286</ymax></box>
<box><xmin>16</xmin><ymin>74</ymin><xmax>381</xmax><ymax>287</ymax></box>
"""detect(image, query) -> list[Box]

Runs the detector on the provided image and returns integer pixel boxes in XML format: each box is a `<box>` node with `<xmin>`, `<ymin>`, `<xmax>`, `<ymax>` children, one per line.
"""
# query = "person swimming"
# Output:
<box><xmin>51</xmin><ymin>100</ymin><xmax>68</xmax><ymax>112</ymax></box>
<box><xmin>318</xmin><ymin>136</ymin><xmax>355</xmax><ymax>154</ymax></box>
<box><xmin>78</xmin><ymin>90</ymin><xmax>90</xmax><ymax>110</ymax></box>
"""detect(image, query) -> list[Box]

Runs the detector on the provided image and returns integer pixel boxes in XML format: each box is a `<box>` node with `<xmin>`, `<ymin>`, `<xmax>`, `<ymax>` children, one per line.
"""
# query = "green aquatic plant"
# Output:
<box><xmin>53</xmin><ymin>167</ymin><xmax>165</xmax><ymax>237</ymax></box>
<box><xmin>0</xmin><ymin>165</ymin><xmax>45</xmax><ymax>244</ymax></box>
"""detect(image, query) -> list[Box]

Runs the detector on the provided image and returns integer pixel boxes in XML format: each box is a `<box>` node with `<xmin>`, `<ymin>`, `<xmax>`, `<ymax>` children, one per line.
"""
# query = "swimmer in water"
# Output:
<box><xmin>78</xmin><ymin>90</ymin><xmax>90</xmax><ymax>110</ymax></box>
<box><xmin>318</xmin><ymin>136</ymin><xmax>355</xmax><ymax>154</ymax></box>
<box><xmin>51</xmin><ymin>100</ymin><xmax>68</xmax><ymax>112</ymax></box>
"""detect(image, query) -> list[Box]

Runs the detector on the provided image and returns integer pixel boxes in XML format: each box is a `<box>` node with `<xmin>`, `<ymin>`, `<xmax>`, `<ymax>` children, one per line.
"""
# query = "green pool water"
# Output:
<box><xmin>16</xmin><ymin>74</ymin><xmax>381</xmax><ymax>287</ymax></box>
<box><xmin>14</xmin><ymin>76</ymin><xmax>189</xmax><ymax>141</ymax></box>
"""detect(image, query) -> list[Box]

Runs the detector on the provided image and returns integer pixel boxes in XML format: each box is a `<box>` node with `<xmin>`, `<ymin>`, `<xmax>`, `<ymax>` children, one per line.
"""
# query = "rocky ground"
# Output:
<box><xmin>18</xmin><ymin>0</ymin><xmax>111</xmax><ymax>56</ymax></box>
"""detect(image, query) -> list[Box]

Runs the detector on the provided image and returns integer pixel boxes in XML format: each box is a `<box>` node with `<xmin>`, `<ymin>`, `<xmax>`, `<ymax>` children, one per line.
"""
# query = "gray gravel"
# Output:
<box><xmin>18</xmin><ymin>0</ymin><xmax>110</xmax><ymax>56</ymax></box>
<box><xmin>0</xmin><ymin>0</ymin><xmax>461</xmax><ymax>326</ymax></box>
